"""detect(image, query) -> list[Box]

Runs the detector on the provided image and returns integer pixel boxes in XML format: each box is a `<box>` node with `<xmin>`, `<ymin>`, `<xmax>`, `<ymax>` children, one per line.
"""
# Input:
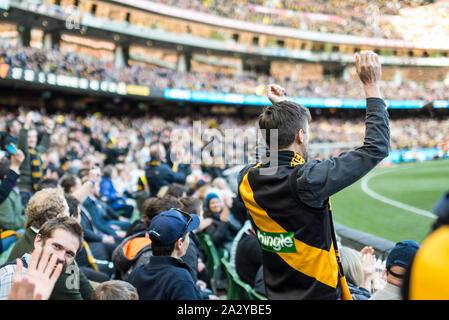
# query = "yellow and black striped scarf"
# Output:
<box><xmin>29</xmin><ymin>148</ymin><xmax>44</xmax><ymax>191</ymax></box>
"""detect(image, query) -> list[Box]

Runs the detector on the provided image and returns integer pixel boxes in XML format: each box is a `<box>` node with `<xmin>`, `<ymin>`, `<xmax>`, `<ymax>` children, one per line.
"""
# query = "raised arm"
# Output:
<box><xmin>297</xmin><ymin>51</ymin><xmax>390</xmax><ymax>208</ymax></box>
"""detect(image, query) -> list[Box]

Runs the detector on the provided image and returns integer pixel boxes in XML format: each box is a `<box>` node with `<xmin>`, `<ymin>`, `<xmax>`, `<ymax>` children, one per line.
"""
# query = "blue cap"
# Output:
<box><xmin>386</xmin><ymin>240</ymin><xmax>420</xmax><ymax>271</ymax></box>
<box><xmin>205</xmin><ymin>193</ymin><xmax>220</xmax><ymax>207</ymax></box>
<box><xmin>149</xmin><ymin>209</ymin><xmax>200</xmax><ymax>246</ymax></box>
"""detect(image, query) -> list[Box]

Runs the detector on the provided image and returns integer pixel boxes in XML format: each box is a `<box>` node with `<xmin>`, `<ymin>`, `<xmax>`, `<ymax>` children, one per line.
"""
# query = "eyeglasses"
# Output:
<box><xmin>170</xmin><ymin>208</ymin><xmax>192</xmax><ymax>239</ymax></box>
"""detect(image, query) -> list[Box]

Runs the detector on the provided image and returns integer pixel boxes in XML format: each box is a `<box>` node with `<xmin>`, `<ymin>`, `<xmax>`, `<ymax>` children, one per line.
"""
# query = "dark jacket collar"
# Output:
<box><xmin>263</xmin><ymin>150</ymin><xmax>305</xmax><ymax>167</ymax></box>
<box><xmin>147</xmin><ymin>255</ymin><xmax>190</xmax><ymax>271</ymax></box>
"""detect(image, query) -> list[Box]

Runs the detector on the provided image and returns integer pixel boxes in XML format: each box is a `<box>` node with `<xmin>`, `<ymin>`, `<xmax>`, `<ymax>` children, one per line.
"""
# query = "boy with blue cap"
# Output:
<box><xmin>126</xmin><ymin>208</ymin><xmax>212</xmax><ymax>300</ymax></box>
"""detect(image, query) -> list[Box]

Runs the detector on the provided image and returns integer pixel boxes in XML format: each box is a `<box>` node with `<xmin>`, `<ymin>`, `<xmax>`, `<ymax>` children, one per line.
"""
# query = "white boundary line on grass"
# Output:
<box><xmin>361</xmin><ymin>169</ymin><xmax>436</xmax><ymax>219</ymax></box>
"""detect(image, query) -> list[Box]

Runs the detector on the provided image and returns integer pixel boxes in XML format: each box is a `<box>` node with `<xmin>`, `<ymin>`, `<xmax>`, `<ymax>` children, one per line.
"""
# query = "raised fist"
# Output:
<box><xmin>266</xmin><ymin>84</ymin><xmax>286</xmax><ymax>105</ymax></box>
<box><xmin>355</xmin><ymin>50</ymin><xmax>381</xmax><ymax>85</ymax></box>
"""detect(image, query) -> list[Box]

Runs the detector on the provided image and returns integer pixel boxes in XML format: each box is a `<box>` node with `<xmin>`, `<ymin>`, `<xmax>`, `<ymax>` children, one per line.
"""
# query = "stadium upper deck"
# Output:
<box><xmin>0</xmin><ymin>0</ymin><xmax>449</xmax><ymax>110</ymax></box>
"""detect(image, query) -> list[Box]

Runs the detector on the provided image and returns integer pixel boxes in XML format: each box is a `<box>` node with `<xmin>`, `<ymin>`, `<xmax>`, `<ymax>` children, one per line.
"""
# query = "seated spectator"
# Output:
<box><xmin>91</xmin><ymin>280</ymin><xmax>139</xmax><ymax>300</ymax></box>
<box><xmin>165</xmin><ymin>183</ymin><xmax>188</xmax><ymax>199</ymax></box>
<box><xmin>370</xmin><ymin>240</ymin><xmax>420</xmax><ymax>300</ymax></box>
<box><xmin>180</xmin><ymin>196</ymin><xmax>213</xmax><ymax>291</ymax></box>
<box><xmin>7</xmin><ymin>187</ymin><xmax>93</xmax><ymax>300</ymax></box>
<box><xmin>0</xmin><ymin>119</ymin><xmax>20</xmax><ymax>150</ymax></box>
<box><xmin>7</xmin><ymin>188</ymin><xmax>69</xmax><ymax>261</ymax></box>
<box><xmin>0</xmin><ymin>150</ymin><xmax>26</xmax><ymax>234</ymax></box>
<box><xmin>340</xmin><ymin>246</ymin><xmax>374</xmax><ymax>300</ymax></box>
<box><xmin>7</xmin><ymin>242</ymin><xmax>62</xmax><ymax>300</ymax></box>
<box><xmin>145</xmin><ymin>142</ymin><xmax>187</xmax><ymax>197</ymax></box>
<box><xmin>202</xmin><ymin>192</ymin><xmax>240</xmax><ymax>251</ymax></box>
<box><xmin>36</xmin><ymin>178</ymin><xmax>58</xmax><ymax>191</ymax></box>
<box><xmin>113</xmin><ymin>196</ymin><xmax>185</xmax><ymax>280</ymax></box>
<box><xmin>81</xmin><ymin>174</ymin><xmax>130</xmax><ymax>242</ymax></box>
<box><xmin>17</xmin><ymin>112</ymin><xmax>54</xmax><ymax>205</ymax></box>
<box><xmin>66</xmin><ymin>194</ymin><xmax>113</xmax><ymax>283</ymax></box>
<box><xmin>126</xmin><ymin>209</ymin><xmax>214</xmax><ymax>300</ymax></box>
<box><xmin>0</xmin><ymin>216</ymin><xmax>83</xmax><ymax>300</ymax></box>
<box><xmin>63</xmin><ymin>172</ymin><xmax>119</xmax><ymax>264</ymax></box>
<box><xmin>235</xmin><ymin>226</ymin><xmax>263</xmax><ymax>289</ymax></box>
<box><xmin>100</xmin><ymin>165</ymin><xmax>133</xmax><ymax>219</ymax></box>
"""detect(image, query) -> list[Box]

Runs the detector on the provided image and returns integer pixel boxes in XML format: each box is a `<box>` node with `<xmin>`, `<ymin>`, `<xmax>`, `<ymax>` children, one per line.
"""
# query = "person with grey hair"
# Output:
<box><xmin>340</xmin><ymin>246</ymin><xmax>373</xmax><ymax>300</ymax></box>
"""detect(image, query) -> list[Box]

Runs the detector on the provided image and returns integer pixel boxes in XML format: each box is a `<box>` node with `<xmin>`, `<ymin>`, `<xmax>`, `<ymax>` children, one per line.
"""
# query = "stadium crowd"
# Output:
<box><xmin>155</xmin><ymin>0</ymin><xmax>435</xmax><ymax>39</ymax></box>
<box><xmin>0</xmin><ymin>98</ymin><xmax>446</xmax><ymax>300</ymax></box>
<box><xmin>2</xmin><ymin>45</ymin><xmax>449</xmax><ymax>102</ymax></box>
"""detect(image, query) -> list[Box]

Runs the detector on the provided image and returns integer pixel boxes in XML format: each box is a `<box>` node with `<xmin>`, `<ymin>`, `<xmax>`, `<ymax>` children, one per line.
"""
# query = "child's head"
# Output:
<box><xmin>91</xmin><ymin>280</ymin><xmax>139</xmax><ymax>300</ymax></box>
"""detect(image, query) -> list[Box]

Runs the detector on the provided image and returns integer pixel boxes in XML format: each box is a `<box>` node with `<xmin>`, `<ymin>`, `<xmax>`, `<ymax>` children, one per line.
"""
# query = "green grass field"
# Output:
<box><xmin>331</xmin><ymin>159</ymin><xmax>449</xmax><ymax>244</ymax></box>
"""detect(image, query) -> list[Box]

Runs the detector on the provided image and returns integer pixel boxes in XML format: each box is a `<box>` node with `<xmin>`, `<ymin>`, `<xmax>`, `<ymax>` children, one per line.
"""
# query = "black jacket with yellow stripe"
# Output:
<box><xmin>237</xmin><ymin>97</ymin><xmax>390</xmax><ymax>300</ymax></box>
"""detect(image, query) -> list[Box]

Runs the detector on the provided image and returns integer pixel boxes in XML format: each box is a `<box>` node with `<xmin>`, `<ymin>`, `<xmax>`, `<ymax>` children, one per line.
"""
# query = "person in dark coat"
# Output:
<box><xmin>126</xmin><ymin>209</ymin><xmax>215</xmax><ymax>300</ymax></box>
<box><xmin>145</xmin><ymin>142</ymin><xmax>188</xmax><ymax>197</ymax></box>
<box><xmin>202</xmin><ymin>192</ymin><xmax>240</xmax><ymax>251</ymax></box>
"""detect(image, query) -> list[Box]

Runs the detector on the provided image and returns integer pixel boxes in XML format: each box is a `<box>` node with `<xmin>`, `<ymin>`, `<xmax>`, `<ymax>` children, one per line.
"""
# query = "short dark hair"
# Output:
<box><xmin>258</xmin><ymin>100</ymin><xmax>311</xmax><ymax>149</ymax></box>
<box><xmin>38</xmin><ymin>216</ymin><xmax>84</xmax><ymax>253</ymax></box>
<box><xmin>60</xmin><ymin>174</ymin><xmax>78</xmax><ymax>194</ymax></box>
<box><xmin>37</xmin><ymin>178</ymin><xmax>59</xmax><ymax>191</ymax></box>
<box><xmin>166</xmin><ymin>183</ymin><xmax>188</xmax><ymax>199</ymax></box>
<box><xmin>77</xmin><ymin>168</ymin><xmax>90</xmax><ymax>181</ymax></box>
<box><xmin>65</xmin><ymin>194</ymin><xmax>80</xmax><ymax>219</ymax></box>
<box><xmin>180</xmin><ymin>197</ymin><xmax>202</xmax><ymax>215</ymax></box>
<box><xmin>141</xmin><ymin>196</ymin><xmax>183</xmax><ymax>228</ymax></box>
<box><xmin>150</xmin><ymin>233</ymin><xmax>187</xmax><ymax>256</ymax></box>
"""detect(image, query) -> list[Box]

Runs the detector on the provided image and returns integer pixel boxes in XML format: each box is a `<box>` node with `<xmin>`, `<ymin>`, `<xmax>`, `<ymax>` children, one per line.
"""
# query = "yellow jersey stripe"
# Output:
<box><xmin>239</xmin><ymin>165</ymin><xmax>339</xmax><ymax>288</ymax></box>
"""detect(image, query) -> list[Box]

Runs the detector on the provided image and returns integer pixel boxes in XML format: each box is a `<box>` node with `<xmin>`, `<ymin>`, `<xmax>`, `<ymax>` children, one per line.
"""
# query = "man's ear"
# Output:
<box><xmin>174</xmin><ymin>238</ymin><xmax>183</xmax><ymax>251</ymax></box>
<box><xmin>296</xmin><ymin>129</ymin><xmax>305</xmax><ymax>144</ymax></box>
<box><xmin>34</xmin><ymin>234</ymin><xmax>43</xmax><ymax>249</ymax></box>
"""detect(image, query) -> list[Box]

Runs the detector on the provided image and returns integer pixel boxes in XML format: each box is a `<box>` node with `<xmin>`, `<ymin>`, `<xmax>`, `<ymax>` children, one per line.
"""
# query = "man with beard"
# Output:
<box><xmin>0</xmin><ymin>216</ymin><xmax>83</xmax><ymax>299</ymax></box>
<box><xmin>237</xmin><ymin>51</ymin><xmax>390</xmax><ymax>300</ymax></box>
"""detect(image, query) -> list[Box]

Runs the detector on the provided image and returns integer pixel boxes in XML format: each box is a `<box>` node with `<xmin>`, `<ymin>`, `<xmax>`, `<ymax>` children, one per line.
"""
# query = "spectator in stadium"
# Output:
<box><xmin>113</xmin><ymin>196</ymin><xmax>208</xmax><ymax>281</ymax></box>
<box><xmin>401</xmin><ymin>192</ymin><xmax>449</xmax><ymax>299</ymax></box>
<box><xmin>0</xmin><ymin>150</ymin><xmax>26</xmax><ymax>232</ymax></box>
<box><xmin>103</xmin><ymin>137</ymin><xmax>129</xmax><ymax>166</ymax></box>
<box><xmin>0</xmin><ymin>216</ymin><xmax>83</xmax><ymax>300</ymax></box>
<box><xmin>65</xmin><ymin>193</ymin><xmax>113</xmax><ymax>283</ymax></box>
<box><xmin>165</xmin><ymin>183</ymin><xmax>189</xmax><ymax>199</ymax></box>
<box><xmin>340</xmin><ymin>246</ymin><xmax>373</xmax><ymax>300</ymax></box>
<box><xmin>235</xmin><ymin>226</ymin><xmax>263</xmax><ymax>289</ymax></box>
<box><xmin>179</xmin><ymin>196</ymin><xmax>213</xmax><ymax>291</ymax></box>
<box><xmin>202</xmin><ymin>192</ymin><xmax>240</xmax><ymax>252</ymax></box>
<box><xmin>7</xmin><ymin>187</ymin><xmax>94</xmax><ymax>300</ymax></box>
<box><xmin>17</xmin><ymin>112</ymin><xmax>54</xmax><ymax>205</ymax></box>
<box><xmin>370</xmin><ymin>240</ymin><xmax>420</xmax><ymax>300</ymax></box>
<box><xmin>91</xmin><ymin>280</ymin><xmax>139</xmax><ymax>300</ymax></box>
<box><xmin>144</xmin><ymin>142</ymin><xmax>188</xmax><ymax>197</ymax></box>
<box><xmin>126</xmin><ymin>209</ymin><xmax>215</xmax><ymax>300</ymax></box>
<box><xmin>100</xmin><ymin>165</ymin><xmax>134</xmax><ymax>219</ymax></box>
<box><xmin>0</xmin><ymin>119</ymin><xmax>20</xmax><ymax>150</ymax></box>
<box><xmin>7</xmin><ymin>243</ymin><xmax>62</xmax><ymax>300</ymax></box>
<box><xmin>81</xmin><ymin>173</ymin><xmax>131</xmax><ymax>241</ymax></box>
<box><xmin>237</xmin><ymin>50</ymin><xmax>390</xmax><ymax>300</ymax></box>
